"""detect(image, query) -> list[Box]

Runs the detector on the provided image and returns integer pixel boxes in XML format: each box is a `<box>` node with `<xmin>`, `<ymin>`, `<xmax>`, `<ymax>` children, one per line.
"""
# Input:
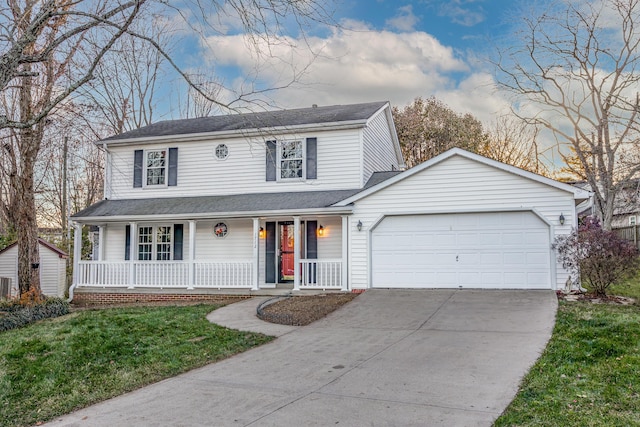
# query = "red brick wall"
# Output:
<box><xmin>72</xmin><ymin>292</ymin><xmax>251</xmax><ymax>306</ymax></box>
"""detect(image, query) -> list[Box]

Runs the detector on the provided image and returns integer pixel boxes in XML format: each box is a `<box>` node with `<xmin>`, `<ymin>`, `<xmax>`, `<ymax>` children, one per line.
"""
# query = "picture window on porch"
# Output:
<box><xmin>279</xmin><ymin>140</ymin><xmax>304</xmax><ymax>179</ymax></box>
<box><xmin>137</xmin><ymin>225</ymin><xmax>172</xmax><ymax>260</ymax></box>
<box><xmin>145</xmin><ymin>149</ymin><xmax>167</xmax><ymax>186</ymax></box>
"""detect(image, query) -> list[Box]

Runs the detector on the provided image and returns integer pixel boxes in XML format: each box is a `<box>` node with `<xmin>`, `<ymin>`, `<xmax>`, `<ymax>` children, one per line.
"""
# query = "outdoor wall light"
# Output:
<box><xmin>357</xmin><ymin>220</ymin><xmax>363</xmax><ymax>231</ymax></box>
<box><xmin>259</xmin><ymin>227</ymin><xmax>265</xmax><ymax>238</ymax></box>
<box><xmin>317</xmin><ymin>225</ymin><xmax>325</xmax><ymax>237</ymax></box>
<box><xmin>559</xmin><ymin>213</ymin><xmax>565</xmax><ymax>225</ymax></box>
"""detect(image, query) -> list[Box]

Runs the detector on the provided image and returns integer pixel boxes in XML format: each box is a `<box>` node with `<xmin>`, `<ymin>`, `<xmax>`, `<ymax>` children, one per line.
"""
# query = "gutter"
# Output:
<box><xmin>71</xmin><ymin>206</ymin><xmax>354</xmax><ymax>224</ymax></box>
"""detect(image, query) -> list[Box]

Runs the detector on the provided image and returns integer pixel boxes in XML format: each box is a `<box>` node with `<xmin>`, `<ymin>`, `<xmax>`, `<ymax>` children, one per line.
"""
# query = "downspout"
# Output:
<box><xmin>67</xmin><ymin>222</ymin><xmax>82</xmax><ymax>302</ymax></box>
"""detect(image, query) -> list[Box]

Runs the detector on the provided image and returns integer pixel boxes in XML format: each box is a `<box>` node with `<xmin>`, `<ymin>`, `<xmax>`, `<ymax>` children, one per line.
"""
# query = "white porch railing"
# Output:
<box><xmin>135</xmin><ymin>262</ymin><xmax>189</xmax><ymax>288</ymax></box>
<box><xmin>76</xmin><ymin>260</ymin><xmax>253</xmax><ymax>289</ymax></box>
<box><xmin>77</xmin><ymin>261</ymin><xmax>129</xmax><ymax>287</ymax></box>
<box><xmin>194</xmin><ymin>261</ymin><xmax>253</xmax><ymax>288</ymax></box>
<box><xmin>300</xmin><ymin>259</ymin><xmax>343</xmax><ymax>289</ymax></box>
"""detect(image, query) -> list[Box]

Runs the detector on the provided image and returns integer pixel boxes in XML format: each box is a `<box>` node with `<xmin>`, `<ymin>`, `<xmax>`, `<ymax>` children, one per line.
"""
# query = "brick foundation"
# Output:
<box><xmin>72</xmin><ymin>292</ymin><xmax>251</xmax><ymax>306</ymax></box>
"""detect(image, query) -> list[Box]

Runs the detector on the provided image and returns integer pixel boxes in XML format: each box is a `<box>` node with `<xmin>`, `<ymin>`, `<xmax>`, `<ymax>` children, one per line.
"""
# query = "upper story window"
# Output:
<box><xmin>630</xmin><ymin>216</ymin><xmax>637</xmax><ymax>226</ymax></box>
<box><xmin>146</xmin><ymin>149</ymin><xmax>167</xmax><ymax>186</ymax></box>
<box><xmin>265</xmin><ymin>138</ymin><xmax>316</xmax><ymax>182</ymax></box>
<box><xmin>133</xmin><ymin>148</ymin><xmax>178</xmax><ymax>188</ymax></box>
<box><xmin>279</xmin><ymin>140</ymin><xmax>304</xmax><ymax>179</ymax></box>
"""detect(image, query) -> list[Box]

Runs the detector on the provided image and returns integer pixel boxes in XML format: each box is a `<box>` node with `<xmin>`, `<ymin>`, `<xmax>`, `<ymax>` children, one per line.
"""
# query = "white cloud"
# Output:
<box><xmin>201</xmin><ymin>22</ymin><xmax>486</xmax><ymax>110</ymax></box>
<box><xmin>385</xmin><ymin>5</ymin><xmax>420</xmax><ymax>32</ymax></box>
<box><xmin>433</xmin><ymin>0</ymin><xmax>486</xmax><ymax>27</ymax></box>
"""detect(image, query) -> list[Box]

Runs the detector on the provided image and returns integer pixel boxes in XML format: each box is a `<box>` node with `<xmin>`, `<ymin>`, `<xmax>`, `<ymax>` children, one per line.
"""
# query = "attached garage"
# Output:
<box><xmin>336</xmin><ymin>148</ymin><xmax>592</xmax><ymax>291</ymax></box>
<box><xmin>371</xmin><ymin>211</ymin><xmax>551</xmax><ymax>289</ymax></box>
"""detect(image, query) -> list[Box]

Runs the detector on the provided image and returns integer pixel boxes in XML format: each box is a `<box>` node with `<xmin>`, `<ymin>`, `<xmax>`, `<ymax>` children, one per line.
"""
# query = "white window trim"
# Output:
<box><xmin>137</xmin><ymin>224</ymin><xmax>173</xmax><ymax>261</ymax></box>
<box><xmin>143</xmin><ymin>148</ymin><xmax>169</xmax><ymax>188</ymax></box>
<box><xmin>276</xmin><ymin>139</ymin><xmax>305</xmax><ymax>181</ymax></box>
<box><xmin>630</xmin><ymin>215</ymin><xmax>637</xmax><ymax>226</ymax></box>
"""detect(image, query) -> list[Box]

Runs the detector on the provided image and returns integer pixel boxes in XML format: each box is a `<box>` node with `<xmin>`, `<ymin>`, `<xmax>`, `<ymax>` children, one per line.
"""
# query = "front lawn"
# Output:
<box><xmin>495</xmin><ymin>302</ymin><xmax>640</xmax><ymax>426</ymax></box>
<box><xmin>0</xmin><ymin>304</ymin><xmax>273</xmax><ymax>427</ymax></box>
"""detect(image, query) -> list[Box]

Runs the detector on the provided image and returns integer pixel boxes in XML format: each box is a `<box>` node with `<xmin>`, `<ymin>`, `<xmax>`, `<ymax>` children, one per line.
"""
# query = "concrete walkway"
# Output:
<box><xmin>46</xmin><ymin>289</ymin><xmax>557</xmax><ymax>427</ymax></box>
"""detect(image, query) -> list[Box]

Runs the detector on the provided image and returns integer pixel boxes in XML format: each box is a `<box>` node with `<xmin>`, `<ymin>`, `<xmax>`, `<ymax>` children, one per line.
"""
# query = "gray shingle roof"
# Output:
<box><xmin>72</xmin><ymin>189</ymin><xmax>365</xmax><ymax>219</ymax></box>
<box><xmin>103</xmin><ymin>101</ymin><xmax>388</xmax><ymax>142</ymax></box>
<box><xmin>364</xmin><ymin>171</ymin><xmax>402</xmax><ymax>188</ymax></box>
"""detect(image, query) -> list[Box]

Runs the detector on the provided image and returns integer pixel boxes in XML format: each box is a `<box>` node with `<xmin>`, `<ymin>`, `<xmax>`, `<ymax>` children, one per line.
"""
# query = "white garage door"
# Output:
<box><xmin>371</xmin><ymin>211</ymin><xmax>551</xmax><ymax>289</ymax></box>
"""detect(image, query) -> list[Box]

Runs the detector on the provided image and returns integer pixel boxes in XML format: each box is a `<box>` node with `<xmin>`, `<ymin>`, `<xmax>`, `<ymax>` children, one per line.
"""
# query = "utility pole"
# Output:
<box><xmin>62</xmin><ymin>137</ymin><xmax>69</xmax><ymax>251</ymax></box>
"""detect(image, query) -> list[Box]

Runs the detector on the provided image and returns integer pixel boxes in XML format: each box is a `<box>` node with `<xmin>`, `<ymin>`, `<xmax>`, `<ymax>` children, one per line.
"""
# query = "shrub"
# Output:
<box><xmin>554</xmin><ymin>217</ymin><xmax>640</xmax><ymax>296</ymax></box>
<box><xmin>0</xmin><ymin>297</ymin><xmax>69</xmax><ymax>332</ymax></box>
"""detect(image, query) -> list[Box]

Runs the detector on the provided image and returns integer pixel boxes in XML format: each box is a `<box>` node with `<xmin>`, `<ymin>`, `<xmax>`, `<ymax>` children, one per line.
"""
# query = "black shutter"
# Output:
<box><xmin>125</xmin><ymin>225</ymin><xmax>131</xmax><ymax>260</ymax></box>
<box><xmin>265</xmin><ymin>222</ymin><xmax>276</xmax><ymax>283</ymax></box>
<box><xmin>306</xmin><ymin>220</ymin><xmax>318</xmax><ymax>259</ymax></box>
<box><xmin>306</xmin><ymin>221</ymin><xmax>318</xmax><ymax>283</ymax></box>
<box><xmin>306</xmin><ymin>137</ymin><xmax>317</xmax><ymax>180</ymax></box>
<box><xmin>173</xmin><ymin>224</ymin><xmax>183</xmax><ymax>260</ymax></box>
<box><xmin>168</xmin><ymin>147</ymin><xmax>178</xmax><ymax>186</ymax></box>
<box><xmin>266</xmin><ymin>141</ymin><xmax>276</xmax><ymax>181</ymax></box>
<box><xmin>133</xmin><ymin>150</ymin><xmax>143</xmax><ymax>188</ymax></box>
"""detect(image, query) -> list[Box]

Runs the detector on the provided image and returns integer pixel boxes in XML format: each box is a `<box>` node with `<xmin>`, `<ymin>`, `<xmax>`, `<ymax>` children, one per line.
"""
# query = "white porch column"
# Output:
<box><xmin>188</xmin><ymin>220</ymin><xmax>196</xmax><ymax>290</ymax></box>
<box><xmin>252</xmin><ymin>218</ymin><xmax>260</xmax><ymax>290</ymax></box>
<box><xmin>128</xmin><ymin>222</ymin><xmax>136</xmax><ymax>289</ymax></box>
<box><xmin>293</xmin><ymin>216</ymin><xmax>301</xmax><ymax>291</ymax></box>
<box><xmin>97</xmin><ymin>226</ymin><xmax>105</xmax><ymax>261</ymax></box>
<box><xmin>72</xmin><ymin>223</ymin><xmax>82</xmax><ymax>286</ymax></box>
<box><xmin>341</xmin><ymin>215</ymin><xmax>349</xmax><ymax>291</ymax></box>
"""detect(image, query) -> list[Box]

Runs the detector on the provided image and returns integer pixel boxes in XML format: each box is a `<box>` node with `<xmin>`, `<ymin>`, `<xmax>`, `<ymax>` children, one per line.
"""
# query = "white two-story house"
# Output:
<box><xmin>70</xmin><ymin>101</ymin><xmax>591</xmax><ymax>303</ymax></box>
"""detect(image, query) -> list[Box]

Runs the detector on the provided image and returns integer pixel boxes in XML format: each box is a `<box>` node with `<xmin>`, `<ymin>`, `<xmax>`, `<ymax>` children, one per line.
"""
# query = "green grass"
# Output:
<box><xmin>495</xmin><ymin>302</ymin><xmax>640</xmax><ymax>426</ymax></box>
<box><xmin>610</xmin><ymin>273</ymin><xmax>640</xmax><ymax>301</ymax></box>
<box><xmin>0</xmin><ymin>305</ymin><xmax>273</xmax><ymax>427</ymax></box>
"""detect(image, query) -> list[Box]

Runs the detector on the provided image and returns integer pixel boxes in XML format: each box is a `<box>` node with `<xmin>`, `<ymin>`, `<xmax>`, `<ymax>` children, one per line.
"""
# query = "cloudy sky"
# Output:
<box><xmin>174</xmin><ymin>0</ymin><xmax>521</xmax><ymax>124</ymax></box>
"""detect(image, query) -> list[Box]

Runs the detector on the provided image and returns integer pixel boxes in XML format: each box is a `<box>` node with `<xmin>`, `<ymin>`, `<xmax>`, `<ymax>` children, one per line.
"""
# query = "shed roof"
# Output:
<box><xmin>0</xmin><ymin>238</ymin><xmax>68</xmax><ymax>259</ymax></box>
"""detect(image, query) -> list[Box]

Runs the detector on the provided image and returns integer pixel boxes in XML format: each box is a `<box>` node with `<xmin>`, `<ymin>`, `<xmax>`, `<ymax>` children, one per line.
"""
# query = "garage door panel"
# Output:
<box><xmin>371</xmin><ymin>212</ymin><xmax>551</xmax><ymax>290</ymax></box>
<box><xmin>524</xmin><ymin>231</ymin><xmax>549</xmax><ymax>245</ymax></box>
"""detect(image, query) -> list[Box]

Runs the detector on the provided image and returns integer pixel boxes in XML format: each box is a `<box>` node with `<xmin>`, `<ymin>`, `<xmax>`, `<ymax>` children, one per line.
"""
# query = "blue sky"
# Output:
<box><xmin>169</xmin><ymin>0</ymin><xmax>523</xmax><ymax>124</ymax></box>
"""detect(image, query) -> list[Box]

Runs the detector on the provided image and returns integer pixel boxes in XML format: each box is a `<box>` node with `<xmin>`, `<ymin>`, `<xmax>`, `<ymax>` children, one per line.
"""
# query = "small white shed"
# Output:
<box><xmin>0</xmin><ymin>239</ymin><xmax>68</xmax><ymax>298</ymax></box>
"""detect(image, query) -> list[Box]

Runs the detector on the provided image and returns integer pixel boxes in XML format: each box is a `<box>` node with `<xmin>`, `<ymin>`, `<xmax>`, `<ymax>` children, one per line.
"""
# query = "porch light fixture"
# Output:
<box><xmin>357</xmin><ymin>220</ymin><xmax>362</xmax><ymax>231</ymax></box>
<box><xmin>559</xmin><ymin>213</ymin><xmax>565</xmax><ymax>225</ymax></box>
<box><xmin>259</xmin><ymin>227</ymin><xmax>265</xmax><ymax>239</ymax></box>
<box><xmin>317</xmin><ymin>225</ymin><xmax>325</xmax><ymax>237</ymax></box>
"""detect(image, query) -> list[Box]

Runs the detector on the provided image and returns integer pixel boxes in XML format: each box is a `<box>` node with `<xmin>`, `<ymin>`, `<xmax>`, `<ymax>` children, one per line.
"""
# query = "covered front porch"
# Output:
<box><xmin>72</xmin><ymin>214</ymin><xmax>350</xmax><ymax>292</ymax></box>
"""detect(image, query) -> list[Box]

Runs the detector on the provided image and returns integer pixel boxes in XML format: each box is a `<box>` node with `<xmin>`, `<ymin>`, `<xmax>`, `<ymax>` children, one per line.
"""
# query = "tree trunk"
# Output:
<box><xmin>16</xmin><ymin>165</ymin><xmax>42</xmax><ymax>301</ymax></box>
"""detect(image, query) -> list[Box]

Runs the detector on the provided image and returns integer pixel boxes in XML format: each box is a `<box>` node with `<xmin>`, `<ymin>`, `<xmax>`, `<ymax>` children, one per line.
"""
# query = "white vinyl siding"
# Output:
<box><xmin>362</xmin><ymin>109</ymin><xmax>400</xmax><ymax>185</ymax></box>
<box><xmin>195</xmin><ymin>220</ymin><xmax>253</xmax><ymax>261</ymax></box>
<box><xmin>349</xmin><ymin>155</ymin><xmax>575</xmax><ymax>290</ymax></box>
<box><xmin>316</xmin><ymin>216</ymin><xmax>342</xmax><ymax>259</ymax></box>
<box><xmin>107</xmin><ymin>129</ymin><xmax>362</xmax><ymax>200</ymax></box>
<box><xmin>0</xmin><ymin>247</ymin><xmax>17</xmax><ymax>297</ymax></box>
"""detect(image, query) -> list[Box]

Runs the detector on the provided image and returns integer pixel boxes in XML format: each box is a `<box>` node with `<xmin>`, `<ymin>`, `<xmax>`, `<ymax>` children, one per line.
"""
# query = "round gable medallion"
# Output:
<box><xmin>215</xmin><ymin>144</ymin><xmax>229</xmax><ymax>160</ymax></box>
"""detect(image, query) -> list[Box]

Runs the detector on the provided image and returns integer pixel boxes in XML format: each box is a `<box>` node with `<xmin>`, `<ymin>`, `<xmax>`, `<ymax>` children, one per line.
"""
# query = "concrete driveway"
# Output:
<box><xmin>46</xmin><ymin>289</ymin><xmax>557</xmax><ymax>426</ymax></box>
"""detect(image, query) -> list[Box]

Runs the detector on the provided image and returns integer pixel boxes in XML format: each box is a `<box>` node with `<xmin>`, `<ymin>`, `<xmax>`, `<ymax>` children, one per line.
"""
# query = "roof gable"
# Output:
<box><xmin>102</xmin><ymin>101</ymin><xmax>389</xmax><ymax>143</ymax></box>
<box><xmin>334</xmin><ymin>148</ymin><xmax>592</xmax><ymax>206</ymax></box>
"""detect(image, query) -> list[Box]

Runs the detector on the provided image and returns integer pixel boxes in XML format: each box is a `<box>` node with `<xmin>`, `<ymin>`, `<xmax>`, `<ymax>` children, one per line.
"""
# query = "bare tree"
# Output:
<box><xmin>495</xmin><ymin>0</ymin><xmax>640</xmax><ymax>229</ymax></box>
<box><xmin>392</xmin><ymin>97</ymin><xmax>489</xmax><ymax>168</ymax></box>
<box><xmin>0</xmin><ymin>0</ymin><xmax>334</xmax><ymax>301</ymax></box>
<box><xmin>480</xmin><ymin>115</ymin><xmax>548</xmax><ymax>175</ymax></box>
